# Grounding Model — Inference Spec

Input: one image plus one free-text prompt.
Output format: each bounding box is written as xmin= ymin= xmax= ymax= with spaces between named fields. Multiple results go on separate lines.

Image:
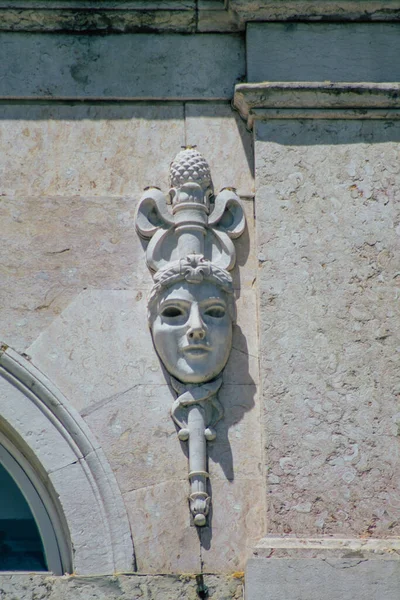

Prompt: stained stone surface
xmin=0 ymin=33 xmax=244 ymax=99
xmin=255 ymin=119 xmax=400 ymax=537
xmin=248 ymin=22 xmax=400 ymax=83
xmin=0 ymin=573 xmax=244 ymax=600
xmin=0 ymin=104 xmax=185 ymax=197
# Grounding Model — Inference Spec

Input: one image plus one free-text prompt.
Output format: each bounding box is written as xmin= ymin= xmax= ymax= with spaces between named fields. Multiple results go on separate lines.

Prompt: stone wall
xmin=0 ymin=574 xmax=244 ymax=600
xmin=0 ymin=76 xmax=262 ymax=580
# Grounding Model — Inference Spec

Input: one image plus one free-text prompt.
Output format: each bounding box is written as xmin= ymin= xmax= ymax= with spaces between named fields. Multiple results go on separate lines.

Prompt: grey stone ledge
xmin=230 ymin=0 xmax=400 ymax=23
xmin=253 ymin=536 xmax=400 ymax=559
xmin=233 ymin=82 xmax=400 ymax=127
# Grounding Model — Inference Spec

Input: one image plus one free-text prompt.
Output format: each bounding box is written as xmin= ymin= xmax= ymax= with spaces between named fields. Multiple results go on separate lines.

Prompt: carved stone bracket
xmin=135 ymin=147 xmax=245 ymax=526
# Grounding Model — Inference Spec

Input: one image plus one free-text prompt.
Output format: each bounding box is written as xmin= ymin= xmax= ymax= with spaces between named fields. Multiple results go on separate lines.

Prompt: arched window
xmin=0 ymin=345 xmax=134 ymax=575
xmin=0 ymin=443 xmax=64 ymax=574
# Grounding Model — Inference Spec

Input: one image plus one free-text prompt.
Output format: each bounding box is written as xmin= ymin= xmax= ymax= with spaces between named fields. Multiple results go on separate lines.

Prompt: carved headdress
xmin=136 ymin=146 xmax=245 ymax=280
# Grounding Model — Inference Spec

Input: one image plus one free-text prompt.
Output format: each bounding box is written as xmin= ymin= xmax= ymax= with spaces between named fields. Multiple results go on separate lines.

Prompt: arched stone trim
xmin=0 ymin=344 xmax=135 ymax=575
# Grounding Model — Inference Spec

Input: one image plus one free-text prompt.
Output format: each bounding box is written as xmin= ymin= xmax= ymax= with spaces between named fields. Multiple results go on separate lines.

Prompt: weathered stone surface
xmin=1 ymin=1 xmax=400 ymax=34
xmin=246 ymin=558 xmax=400 ymax=600
xmin=0 ymin=4 xmax=196 ymax=33
xmin=247 ymin=23 xmax=400 ymax=83
xmin=201 ymin=478 xmax=264 ymax=573
xmin=231 ymin=0 xmax=400 ymax=22
xmin=0 ymin=104 xmax=184 ymax=197
xmin=123 ymin=480 xmax=201 ymax=573
xmin=28 ymin=291 xmax=162 ymax=413
xmin=0 ymin=573 xmax=244 ymax=599
xmin=255 ymin=119 xmax=400 ymax=537
xmin=0 ymin=196 xmax=153 ymax=353
xmin=82 ymin=382 xmax=186 ymax=494
xmin=0 ymin=33 xmax=244 ymax=99
xmin=233 ymin=82 xmax=400 ymax=129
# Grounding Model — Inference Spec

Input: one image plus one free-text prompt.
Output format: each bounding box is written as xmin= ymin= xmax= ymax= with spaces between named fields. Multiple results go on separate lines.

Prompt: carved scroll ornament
xmin=135 ymin=147 xmax=245 ymax=526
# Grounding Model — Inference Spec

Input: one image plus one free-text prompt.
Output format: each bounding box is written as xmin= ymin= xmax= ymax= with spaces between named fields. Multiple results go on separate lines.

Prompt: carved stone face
xmin=150 ymin=281 xmax=233 ymax=384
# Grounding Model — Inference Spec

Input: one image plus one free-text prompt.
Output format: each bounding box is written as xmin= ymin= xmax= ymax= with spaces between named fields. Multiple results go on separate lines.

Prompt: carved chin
xmin=166 ymin=355 xmax=228 ymax=384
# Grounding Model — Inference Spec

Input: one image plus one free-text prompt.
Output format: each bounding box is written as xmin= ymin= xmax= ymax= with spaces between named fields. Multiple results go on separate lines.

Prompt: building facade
xmin=0 ymin=2 xmax=400 ymax=598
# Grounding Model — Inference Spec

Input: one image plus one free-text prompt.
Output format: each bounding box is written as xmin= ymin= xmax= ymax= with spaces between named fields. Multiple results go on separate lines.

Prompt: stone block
xmin=247 ymin=23 xmax=400 ymax=83
xmin=255 ymin=119 xmax=400 ymax=537
xmin=0 ymin=104 xmax=184 ymax=197
xmin=123 ymin=480 xmax=201 ymax=573
xmin=246 ymin=558 xmax=400 ymax=600
xmin=0 ymin=573 xmax=243 ymax=599
xmin=28 ymin=290 xmax=164 ymax=413
xmin=201 ymin=478 xmax=265 ymax=573
xmin=83 ymin=383 xmax=187 ymax=494
xmin=0 ymin=33 xmax=244 ymax=99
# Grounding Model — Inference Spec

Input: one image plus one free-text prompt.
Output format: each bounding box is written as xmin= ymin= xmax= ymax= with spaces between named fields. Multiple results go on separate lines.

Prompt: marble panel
xmin=28 ymin=290 xmax=163 ymax=413
xmin=0 ymin=33 xmax=244 ymax=99
xmin=255 ymin=119 xmax=400 ymax=537
xmin=123 ymin=480 xmax=201 ymax=573
xmin=83 ymin=383 xmax=187 ymax=494
xmin=224 ymin=290 xmax=258 ymax=384
xmin=200 ymin=478 xmax=265 ymax=573
xmin=247 ymin=22 xmax=400 ymax=83
xmin=0 ymin=104 xmax=184 ymax=197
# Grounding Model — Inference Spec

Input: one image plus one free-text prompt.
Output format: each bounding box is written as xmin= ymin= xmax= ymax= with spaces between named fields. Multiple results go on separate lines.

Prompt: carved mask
xmin=150 ymin=281 xmax=233 ymax=384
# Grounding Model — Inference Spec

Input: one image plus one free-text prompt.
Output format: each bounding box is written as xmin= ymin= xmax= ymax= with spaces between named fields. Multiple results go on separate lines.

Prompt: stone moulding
xmin=1 ymin=1 xmax=400 ymax=32
xmin=233 ymin=82 xmax=400 ymax=128
xmin=253 ymin=536 xmax=400 ymax=558
xmin=136 ymin=147 xmax=245 ymax=526
xmin=0 ymin=344 xmax=134 ymax=575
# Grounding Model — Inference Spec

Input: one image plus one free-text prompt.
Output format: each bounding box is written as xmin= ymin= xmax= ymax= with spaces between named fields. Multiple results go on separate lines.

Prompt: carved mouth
xmin=183 ymin=345 xmax=211 ymax=357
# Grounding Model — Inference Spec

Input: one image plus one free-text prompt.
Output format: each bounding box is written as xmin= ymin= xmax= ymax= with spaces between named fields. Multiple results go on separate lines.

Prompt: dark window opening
xmin=0 ymin=463 xmax=47 ymax=571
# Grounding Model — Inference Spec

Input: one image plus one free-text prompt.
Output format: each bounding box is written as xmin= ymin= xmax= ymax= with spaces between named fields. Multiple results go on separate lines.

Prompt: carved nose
xmin=188 ymin=327 xmax=205 ymax=340
xmin=187 ymin=306 xmax=206 ymax=340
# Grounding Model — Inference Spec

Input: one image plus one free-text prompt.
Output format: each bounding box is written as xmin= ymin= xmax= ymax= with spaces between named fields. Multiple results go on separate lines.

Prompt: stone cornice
xmin=0 ymin=1 xmax=399 ymax=32
xmin=233 ymin=82 xmax=400 ymax=128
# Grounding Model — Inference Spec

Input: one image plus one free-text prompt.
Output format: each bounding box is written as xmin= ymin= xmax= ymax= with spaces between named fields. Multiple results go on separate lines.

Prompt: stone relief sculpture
xmin=136 ymin=147 xmax=245 ymax=526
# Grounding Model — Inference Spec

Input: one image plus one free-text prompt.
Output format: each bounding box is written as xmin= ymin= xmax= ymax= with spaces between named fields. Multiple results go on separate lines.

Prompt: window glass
xmin=0 ymin=463 xmax=47 ymax=571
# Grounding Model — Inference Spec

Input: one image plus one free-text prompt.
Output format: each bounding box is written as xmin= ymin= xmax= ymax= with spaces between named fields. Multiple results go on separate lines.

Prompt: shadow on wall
xmin=0 ymin=33 xmax=245 ymax=101
xmin=257 ymin=119 xmax=400 ymax=145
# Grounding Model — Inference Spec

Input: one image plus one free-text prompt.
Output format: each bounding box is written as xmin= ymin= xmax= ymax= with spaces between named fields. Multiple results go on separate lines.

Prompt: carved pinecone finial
xmin=170 ymin=147 xmax=212 ymax=190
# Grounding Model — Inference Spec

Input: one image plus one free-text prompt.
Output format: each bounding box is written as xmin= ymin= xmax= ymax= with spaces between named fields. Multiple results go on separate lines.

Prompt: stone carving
xmin=136 ymin=147 xmax=245 ymax=526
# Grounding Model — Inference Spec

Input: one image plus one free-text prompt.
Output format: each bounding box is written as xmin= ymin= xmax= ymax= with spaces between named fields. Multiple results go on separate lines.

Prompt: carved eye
xmin=205 ymin=306 xmax=225 ymax=318
xmin=161 ymin=306 xmax=183 ymax=318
